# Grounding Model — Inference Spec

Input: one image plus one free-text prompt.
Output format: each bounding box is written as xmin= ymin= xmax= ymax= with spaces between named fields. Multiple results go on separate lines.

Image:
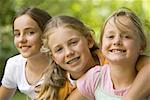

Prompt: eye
xmin=106 ymin=35 xmax=114 ymax=39
xmin=124 ymin=35 xmax=131 ymax=39
xmin=122 ymin=33 xmax=130 ymax=39
xmin=69 ymin=39 xmax=79 ymax=46
xmin=27 ymin=31 xmax=35 ymax=35
xmin=54 ymin=47 xmax=63 ymax=53
xmin=13 ymin=31 xmax=20 ymax=37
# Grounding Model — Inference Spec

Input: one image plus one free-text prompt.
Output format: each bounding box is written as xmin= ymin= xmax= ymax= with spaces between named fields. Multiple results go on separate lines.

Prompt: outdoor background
xmin=0 ymin=0 xmax=150 ymax=99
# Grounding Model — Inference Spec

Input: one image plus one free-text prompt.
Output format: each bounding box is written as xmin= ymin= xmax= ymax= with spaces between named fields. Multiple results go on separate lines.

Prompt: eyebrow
xmin=14 ymin=27 xmax=36 ymax=31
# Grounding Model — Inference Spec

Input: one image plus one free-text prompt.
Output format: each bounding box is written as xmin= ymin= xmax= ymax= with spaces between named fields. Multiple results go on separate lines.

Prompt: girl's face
xmin=102 ymin=16 xmax=142 ymax=63
xmin=48 ymin=27 xmax=95 ymax=79
xmin=14 ymin=15 xmax=42 ymax=58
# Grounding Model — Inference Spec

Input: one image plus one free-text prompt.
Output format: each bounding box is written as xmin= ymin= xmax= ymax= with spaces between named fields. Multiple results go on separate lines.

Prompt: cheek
xmin=101 ymin=41 xmax=109 ymax=49
xmin=101 ymin=43 xmax=109 ymax=55
xmin=32 ymin=37 xmax=42 ymax=47
xmin=78 ymin=42 xmax=89 ymax=53
xmin=53 ymin=54 xmax=64 ymax=64
xmin=124 ymin=41 xmax=137 ymax=48
xmin=14 ymin=38 xmax=19 ymax=47
xmin=101 ymin=46 xmax=106 ymax=55
xmin=101 ymin=38 xmax=109 ymax=46
xmin=34 ymin=35 xmax=42 ymax=43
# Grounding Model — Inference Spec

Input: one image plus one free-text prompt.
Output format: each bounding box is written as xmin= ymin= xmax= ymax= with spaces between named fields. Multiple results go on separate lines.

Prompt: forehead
xmin=105 ymin=15 xmax=137 ymax=32
xmin=14 ymin=14 xmax=39 ymax=30
xmin=48 ymin=27 xmax=82 ymax=47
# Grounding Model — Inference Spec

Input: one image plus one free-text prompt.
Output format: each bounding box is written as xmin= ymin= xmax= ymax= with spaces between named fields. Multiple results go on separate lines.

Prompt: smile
xmin=20 ymin=46 xmax=31 ymax=52
xmin=66 ymin=56 xmax=80 ymax=64
xmin=110 ymin=49 xmax=126 ymax=53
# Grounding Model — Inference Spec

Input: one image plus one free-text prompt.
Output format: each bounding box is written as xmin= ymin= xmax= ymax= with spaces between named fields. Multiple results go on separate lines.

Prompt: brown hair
xmin=12 ymin=7 xmax=52 ymax=32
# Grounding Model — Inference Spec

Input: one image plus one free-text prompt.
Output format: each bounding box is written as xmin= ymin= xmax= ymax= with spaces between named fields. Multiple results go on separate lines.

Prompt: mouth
xmin=20 ymin=45 xmax=31 ymax=48
xmin=19 ymin=45 xmax=31 ymax=51
xmin=109 ymin=49 xmax=126 ymax=53
xmin=66 ymin=56 xmax=80 ymax=64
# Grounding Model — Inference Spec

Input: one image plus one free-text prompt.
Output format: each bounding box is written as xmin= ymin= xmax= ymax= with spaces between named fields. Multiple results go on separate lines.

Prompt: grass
xmin=12 ymin=90 xmax=26 ymax=100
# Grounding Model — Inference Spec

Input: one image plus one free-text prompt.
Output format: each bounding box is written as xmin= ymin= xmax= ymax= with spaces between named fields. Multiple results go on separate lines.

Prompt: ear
xmin=139 ymin=43 xmax=146 ymax=55
xmin=86 ymin=34 xmax=94 ymax=49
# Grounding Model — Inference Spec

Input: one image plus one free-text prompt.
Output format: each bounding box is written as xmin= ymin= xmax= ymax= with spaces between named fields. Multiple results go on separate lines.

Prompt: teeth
xmin=66 ymin=57 xmax=80 ymax=64
xmin=110 ymin=49 xmax=126 ymax=53
xmin=21 ymin=46 xmax=28 ymax=49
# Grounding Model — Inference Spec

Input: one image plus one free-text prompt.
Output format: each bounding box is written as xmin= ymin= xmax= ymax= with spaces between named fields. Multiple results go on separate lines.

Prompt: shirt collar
xmin=67 ymin=72 xmax=77 ymax=88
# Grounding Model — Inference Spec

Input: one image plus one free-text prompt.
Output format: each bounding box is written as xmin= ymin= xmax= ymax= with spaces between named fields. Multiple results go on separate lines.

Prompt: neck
xmin=27 ymin=53 xmax=49 ymax=72
xmin=109 ymin=61 xmax=137 ymax=89
xmin=25 ymin=53 xmax=49 ymax=85
xmin=70 ymin=56 xmax=96 ymax=80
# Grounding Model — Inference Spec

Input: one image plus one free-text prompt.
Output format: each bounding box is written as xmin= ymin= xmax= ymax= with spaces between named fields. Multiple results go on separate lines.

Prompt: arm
xmin=0 ymin=85 xmax=16 ymax=100
xmin=67 ymin=89 xmax=87 ymax=100
xmin=122 ymin=55 xmax=150 ymax=100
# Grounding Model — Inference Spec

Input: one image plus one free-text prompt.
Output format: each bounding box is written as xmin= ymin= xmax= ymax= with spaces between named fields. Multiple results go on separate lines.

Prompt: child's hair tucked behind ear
xmin=36 ymin=16 xmax=100 ymax=100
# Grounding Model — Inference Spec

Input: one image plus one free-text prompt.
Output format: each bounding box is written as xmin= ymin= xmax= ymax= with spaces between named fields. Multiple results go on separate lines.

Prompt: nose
xmin=18 ymin=34 xmax=27 ymax=43
xmin=65 ymin=46 xmax=74 ymax=58
xmin=113 ymin=36 xmax=122 ymax=46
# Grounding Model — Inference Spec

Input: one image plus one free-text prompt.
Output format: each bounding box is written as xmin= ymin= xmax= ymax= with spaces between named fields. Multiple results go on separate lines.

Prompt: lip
xmin=66 ymin=56 xmax=80 ymax=65
xmin=19 ymin=45 xmax=31 ymax=52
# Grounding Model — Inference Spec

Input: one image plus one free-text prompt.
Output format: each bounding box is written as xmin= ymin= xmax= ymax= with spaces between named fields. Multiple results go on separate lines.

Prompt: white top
xmin=2 ymin=54 xmax=43 ymax=99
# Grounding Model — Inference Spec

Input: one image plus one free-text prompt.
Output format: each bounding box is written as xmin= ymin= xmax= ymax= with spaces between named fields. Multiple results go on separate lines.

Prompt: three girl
xmin=1 ymin=7 xmax=149 ymax=100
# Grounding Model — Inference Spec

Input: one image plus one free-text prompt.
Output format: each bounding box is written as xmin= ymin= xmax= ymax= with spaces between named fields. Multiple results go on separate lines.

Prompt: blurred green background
xmin=0 ymin=0 xmax=150 ymax=99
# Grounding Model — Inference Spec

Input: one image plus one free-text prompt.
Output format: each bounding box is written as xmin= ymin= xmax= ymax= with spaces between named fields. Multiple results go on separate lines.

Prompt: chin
xmin=110 ymin=58 xmax=125 ymax=62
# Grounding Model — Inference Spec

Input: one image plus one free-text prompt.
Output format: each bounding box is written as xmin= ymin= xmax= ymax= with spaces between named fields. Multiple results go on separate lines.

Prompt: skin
xmin=0 ymin=14 xmax=49 ymax=100
xmin=122 ymin=55 xmax=150 ymax=100
xmin=48 ymin=26 xmax=96 ymax=79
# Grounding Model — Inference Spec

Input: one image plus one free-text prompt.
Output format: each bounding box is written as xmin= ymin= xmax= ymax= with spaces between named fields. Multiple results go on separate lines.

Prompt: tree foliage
xmin=0 ymin=0 xmax=150 ymax=80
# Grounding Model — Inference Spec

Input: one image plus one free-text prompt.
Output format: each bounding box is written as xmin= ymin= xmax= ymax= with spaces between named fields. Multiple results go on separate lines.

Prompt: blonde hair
xmin=36 ymin=15 xmax=99 ymax=99
xmin=100 ymin=7 xmax=146 ymax=50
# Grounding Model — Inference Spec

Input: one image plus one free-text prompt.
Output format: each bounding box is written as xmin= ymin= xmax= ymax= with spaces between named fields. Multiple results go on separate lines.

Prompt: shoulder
xmin=2 ymin=55 xmax=26 ymax=89
xmin=4 ymin=54 xmax=27 ymax=71
xmin=82 ymin=65 xmax=101 ymax=79
xmin=88 ymin=65 xmax=101 ymax=74
xmin=79 ymin=65 xmax=101 ymax=78
xmin=76 ymin=65 xmax=102 ymax=99
xmin=7 ymin=54 xmax=26 ymax=62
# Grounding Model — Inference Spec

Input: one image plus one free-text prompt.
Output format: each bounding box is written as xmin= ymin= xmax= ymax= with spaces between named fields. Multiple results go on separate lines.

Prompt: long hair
xmin=37 ymin=15 xmax=100 ymax=99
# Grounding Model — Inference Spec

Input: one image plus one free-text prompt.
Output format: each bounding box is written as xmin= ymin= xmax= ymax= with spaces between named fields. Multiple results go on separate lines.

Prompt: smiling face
xmin=48 ymin=26 xmax=95 ymax=79
xmin=13 ymin=14 xmax=42 ymax=58
xmin=101 ymin=16 xmax=143 ymax=63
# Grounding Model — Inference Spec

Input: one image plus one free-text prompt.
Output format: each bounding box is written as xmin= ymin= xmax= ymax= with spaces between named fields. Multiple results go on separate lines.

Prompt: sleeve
xmin=1 ymin=57 xmax=17 ymax=89
xmin=77 ymin=66 xmax=101 ymax=100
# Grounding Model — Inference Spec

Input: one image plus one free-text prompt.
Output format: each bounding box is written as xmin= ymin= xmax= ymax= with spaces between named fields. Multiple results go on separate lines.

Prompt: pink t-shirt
xmin=77 ymin=64 xmax=132 ymax=100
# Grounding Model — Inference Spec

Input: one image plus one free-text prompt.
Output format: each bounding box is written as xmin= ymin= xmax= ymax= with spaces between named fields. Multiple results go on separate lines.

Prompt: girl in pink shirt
xmin=70 ymin=7 xmax=150 ymax=100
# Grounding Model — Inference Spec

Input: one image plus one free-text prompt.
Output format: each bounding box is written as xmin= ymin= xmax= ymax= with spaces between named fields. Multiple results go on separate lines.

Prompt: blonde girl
xmin=36 ymin=15 xmax=104 ymax=100
xmin=68 ymin=7 xmax=150 ymax=100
